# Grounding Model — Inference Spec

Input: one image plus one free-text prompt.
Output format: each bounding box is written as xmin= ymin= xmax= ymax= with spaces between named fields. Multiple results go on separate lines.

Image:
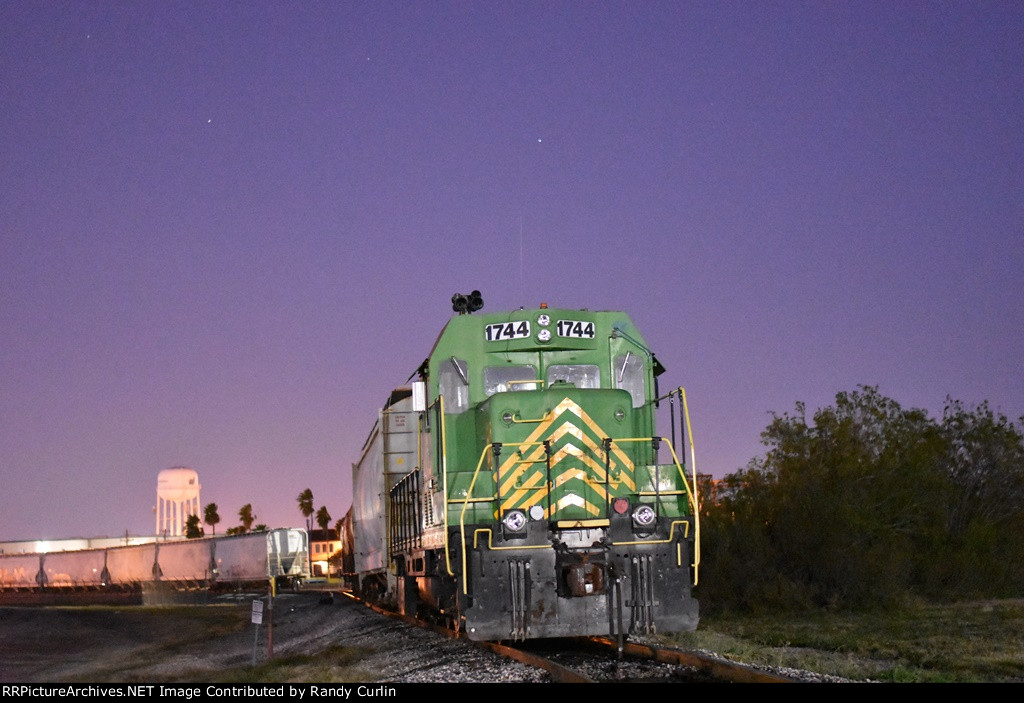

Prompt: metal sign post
xmin=251 ymin=598 xmax=264 ymax=666
xmin=267 ymin=579 xmax=275 ymax=659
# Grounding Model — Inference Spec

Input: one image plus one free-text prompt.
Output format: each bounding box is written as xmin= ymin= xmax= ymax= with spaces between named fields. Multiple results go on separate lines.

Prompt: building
xmin=308 ymin=528 xmax=341 ymax=577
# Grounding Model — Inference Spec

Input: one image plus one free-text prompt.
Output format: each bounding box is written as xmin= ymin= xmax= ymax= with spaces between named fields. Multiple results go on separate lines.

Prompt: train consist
xmin=0 ymin=528 xmax=309 ymax=592
xmin=340 ymin=295 xmax=701 ymax=641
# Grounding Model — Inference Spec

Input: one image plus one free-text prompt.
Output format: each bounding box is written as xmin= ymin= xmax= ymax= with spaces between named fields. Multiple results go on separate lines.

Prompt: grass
xmin=660 ymin=599 xmax=1024 ymax=682
xmin=176 ymin=645 xmax=380 ymax=683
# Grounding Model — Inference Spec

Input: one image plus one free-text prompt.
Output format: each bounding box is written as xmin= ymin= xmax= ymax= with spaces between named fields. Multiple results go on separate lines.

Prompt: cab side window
xmin=439 ymin=357 xmax=470 ymax=413
xmin=614 ymin=353 xmax=646 ymax=408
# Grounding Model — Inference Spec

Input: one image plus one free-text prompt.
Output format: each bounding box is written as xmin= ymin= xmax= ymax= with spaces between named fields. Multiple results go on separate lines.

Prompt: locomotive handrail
xmin=448 ymin=496 xmax=500 ymax=505
xmin=471 ymin=529 xmax=551 ymax=551
xmin=458 ymin=443 xmax=503 ymax=592
xmin=610 ymin=519 xmax=691 ymax=545
xmin=509 ymin=410 xmax=554 ymax=424
xmin=388 ymin=469 xmax=424 ymax=555
xmin=506 ymin=378 xmax=544 ymax=390
xmin=471 ymin=528 xmax=551 ymax=551
xmin=656 ymin=436 xmax=700 ymax=583
xmin=605 ymin=392 xmax=703 ymax=586
xmin=603 ymin=436 xmax=698 ymax=509
xmin=680 ymin=387 xmax=701 ymax=586
xmin=455 ymin=440 xmax=557 ymax=592
xmin=591 ymin=434 xmax=702 ymax=585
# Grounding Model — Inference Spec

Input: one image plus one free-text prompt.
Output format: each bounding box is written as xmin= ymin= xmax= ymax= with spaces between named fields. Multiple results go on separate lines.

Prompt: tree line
xmin=296 ymin=487 xmax=340 ymax=536
xmin=698 ymin=385 xmax=1024 ymax=612
xmin=183 ymin=489 xmax=342 ymax=539
xmin=184 ymin=502 xmax=264 ymax=538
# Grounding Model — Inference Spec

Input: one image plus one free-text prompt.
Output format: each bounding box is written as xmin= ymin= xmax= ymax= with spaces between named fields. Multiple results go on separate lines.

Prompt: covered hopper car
xmin=0 ymin=528 xmax=309 ymax=592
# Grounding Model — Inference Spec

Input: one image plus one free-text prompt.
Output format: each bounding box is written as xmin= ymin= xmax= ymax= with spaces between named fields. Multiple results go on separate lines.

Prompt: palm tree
xmin=184 ymin=514 xmax=204 ymax=538
xmin=315 ymin=506 xmax=332 ymax=533
xmin=297 ymin=488 xmax=315 ymax=570
xmin=203 ymin=503 xmax=220 ymax=535
xmin=238 ymin=504 xmax=256 ymax=533
xmin=297 ymin=489 xmax=314 ymax=530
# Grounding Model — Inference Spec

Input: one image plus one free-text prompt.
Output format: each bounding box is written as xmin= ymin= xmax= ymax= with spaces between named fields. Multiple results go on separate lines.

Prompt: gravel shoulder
xmin=0 ymin=591 xmax=548 ymax=683
xmin=2 ymin=591 xmax=888 ymax=684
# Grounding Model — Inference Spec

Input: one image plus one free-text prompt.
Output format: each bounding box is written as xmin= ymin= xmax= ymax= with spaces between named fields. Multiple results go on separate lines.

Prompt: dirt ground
xmin=0 ymin=590 xmax=360 ymax=682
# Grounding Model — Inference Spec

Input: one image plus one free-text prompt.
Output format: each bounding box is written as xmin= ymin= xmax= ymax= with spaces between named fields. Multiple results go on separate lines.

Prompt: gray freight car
xmin=0 ymin=528 xmax=309 ymax=591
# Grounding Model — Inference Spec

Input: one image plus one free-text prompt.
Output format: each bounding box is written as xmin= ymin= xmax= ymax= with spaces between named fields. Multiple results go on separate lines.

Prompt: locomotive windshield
xmin=546 ymin=364 xmax=600 ymax=389
xmin=483 ymin=365 xmax=538 ymax=395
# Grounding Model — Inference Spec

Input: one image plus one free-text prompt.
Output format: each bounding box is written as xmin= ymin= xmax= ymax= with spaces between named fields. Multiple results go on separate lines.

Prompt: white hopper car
xmin=0 ymin=528 xmax=309 ymax=590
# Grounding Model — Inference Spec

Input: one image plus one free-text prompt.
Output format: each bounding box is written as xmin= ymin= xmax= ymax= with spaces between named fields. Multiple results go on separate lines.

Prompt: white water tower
xmin=155 ymin=467 xmax=201 ymax=537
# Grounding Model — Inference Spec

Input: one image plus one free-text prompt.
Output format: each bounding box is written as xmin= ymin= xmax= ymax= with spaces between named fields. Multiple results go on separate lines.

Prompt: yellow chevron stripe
xmin=554 ymin=492 xmax=602 ymax=515
xmin=496 ymin=397 xmax=638 ymax=516
xmin=545 ymin=421 xmax=637 ymax=492
xmin=549 ymin=444 xmax=612 ymax=493
xmin=501 ymin=468 xmax=548 ymax=509
xmin=497 ymin=440 xmax=551 ymax=496
xmin=548 ymin=433 xmax=637 ymax=492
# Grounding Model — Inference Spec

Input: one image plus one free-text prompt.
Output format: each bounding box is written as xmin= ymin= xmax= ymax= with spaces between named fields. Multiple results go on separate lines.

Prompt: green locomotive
xmin=345 ymin=294 xmax=700 ymax=641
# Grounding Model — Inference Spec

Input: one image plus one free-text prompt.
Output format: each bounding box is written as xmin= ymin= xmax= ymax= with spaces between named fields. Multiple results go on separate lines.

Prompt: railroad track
xmin=347 ymin=590 xmax=800 ymax=683
xmin=479 ymin=636 xmax=801 ymax=683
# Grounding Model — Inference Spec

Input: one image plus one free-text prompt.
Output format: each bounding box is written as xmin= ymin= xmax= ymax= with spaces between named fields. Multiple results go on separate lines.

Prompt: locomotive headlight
xmin=632 ymin=504 xmax=657 ymax=529
xmin=537 ymin=329 xmax=552 ymax=342
xmin=537 ymin=314 xmax=550 ymax=326
xmin=502 ymin=509 xmax=528 ymax=534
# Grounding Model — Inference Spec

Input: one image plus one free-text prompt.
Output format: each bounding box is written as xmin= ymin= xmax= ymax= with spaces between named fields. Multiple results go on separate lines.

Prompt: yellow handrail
xmin=602 ymin=436 xmax=699 ymax=514
xmin=471 ymin=529 xmax=552 ymax=552
xmin=458 ymin=444 xmax=501 ymax=593
xmin=610 ymin=519 xmax=691 ymax=546
xmin=596 ymin=435 xmax=700 ymax=578
xmin=510 ymin=410 xmax=554 ymax=424
xmin=506 ymin=378 xmax=544 ymax=390
xmin=680 ymin=387 xmax=701 ymax=586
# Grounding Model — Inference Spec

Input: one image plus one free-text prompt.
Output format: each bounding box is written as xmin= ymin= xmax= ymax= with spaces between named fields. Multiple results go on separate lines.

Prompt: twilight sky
xmin=2 ymin=2 xmax=1022 ymax=541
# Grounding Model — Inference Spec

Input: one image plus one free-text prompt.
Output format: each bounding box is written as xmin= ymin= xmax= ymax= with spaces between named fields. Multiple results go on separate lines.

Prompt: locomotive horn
xmin=452 ymin=291 xmax=483 ymax=314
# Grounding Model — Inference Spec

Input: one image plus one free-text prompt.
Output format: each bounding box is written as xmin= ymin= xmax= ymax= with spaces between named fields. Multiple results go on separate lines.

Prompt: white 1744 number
xmin=485 ymin=320 xmax=531 ymax=341
xmin=557 ymin=319 xmax=595 ymax=339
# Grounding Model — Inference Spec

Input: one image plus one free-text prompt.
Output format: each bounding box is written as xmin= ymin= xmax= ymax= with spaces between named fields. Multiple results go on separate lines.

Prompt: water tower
xmin=155 ymin=467 xmax=201 ymax=537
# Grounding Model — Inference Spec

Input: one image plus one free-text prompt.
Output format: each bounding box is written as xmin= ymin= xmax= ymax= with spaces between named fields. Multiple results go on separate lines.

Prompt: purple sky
xmin=2 ymin=2 xmax=1022 ymax=541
